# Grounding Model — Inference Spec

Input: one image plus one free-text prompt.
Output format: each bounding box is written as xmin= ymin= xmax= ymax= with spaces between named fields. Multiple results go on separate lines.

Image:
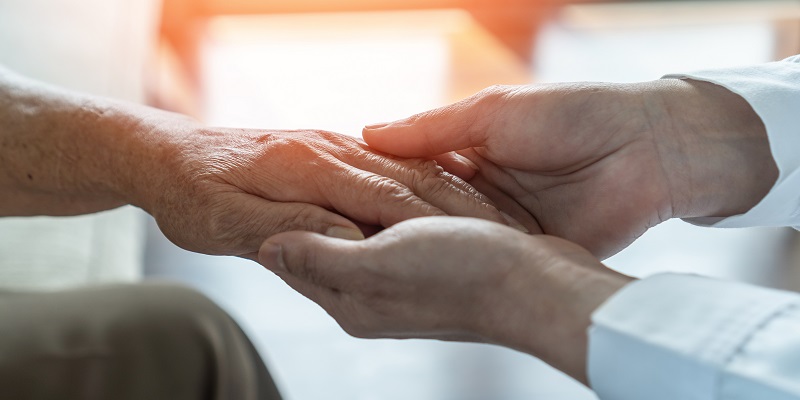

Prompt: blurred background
xmin=2 ymin=0 xmax=800 ymax=399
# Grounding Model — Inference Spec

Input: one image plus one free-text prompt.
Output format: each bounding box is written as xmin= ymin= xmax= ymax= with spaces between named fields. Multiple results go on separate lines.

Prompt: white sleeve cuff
xmin=663 ymin=56 xmax=800 ymax=229
xmin=588 ymin=273 xmax=799 ymax=400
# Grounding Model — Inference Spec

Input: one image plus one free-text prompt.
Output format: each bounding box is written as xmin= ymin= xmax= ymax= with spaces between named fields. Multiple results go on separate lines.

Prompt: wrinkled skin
xmin=138 ymin=125 xmax=510 ymax=258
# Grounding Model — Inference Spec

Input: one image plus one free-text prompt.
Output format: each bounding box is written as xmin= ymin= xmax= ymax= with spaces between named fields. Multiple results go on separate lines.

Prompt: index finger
xmin=361 ymin=89 xmax=498 ymax=157
xmin=335 ymin=153 xmax=510 ymax=228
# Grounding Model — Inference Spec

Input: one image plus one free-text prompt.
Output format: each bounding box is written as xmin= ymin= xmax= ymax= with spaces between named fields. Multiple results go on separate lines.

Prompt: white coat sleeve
xmin=588 ymin=57 xmax=800 ymax=400
xmin=588 ymin=273 xmax=800 ymax=400
xmin=664 ymin=56 xmax=800 ymax=229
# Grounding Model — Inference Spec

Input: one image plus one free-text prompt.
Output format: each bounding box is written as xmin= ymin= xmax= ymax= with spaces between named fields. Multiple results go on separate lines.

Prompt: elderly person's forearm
xmin=0 ymin=66 xmax=157 ymax=215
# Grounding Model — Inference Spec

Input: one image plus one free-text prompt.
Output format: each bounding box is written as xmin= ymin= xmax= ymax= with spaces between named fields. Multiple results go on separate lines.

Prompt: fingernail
xmin=325 ymin=226 xmax=366 ymax=240
xmin=259 ymin=242 xmax=287 ymax=272
xmin=500 ymin=211 xmax=530 ymax=234
xmin=364 ymin=122 xmax=390 ymax=130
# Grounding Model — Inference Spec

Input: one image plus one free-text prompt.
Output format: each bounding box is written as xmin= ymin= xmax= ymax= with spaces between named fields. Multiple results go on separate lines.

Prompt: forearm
xmin=0 ymin=67 xmax=185 ymax=216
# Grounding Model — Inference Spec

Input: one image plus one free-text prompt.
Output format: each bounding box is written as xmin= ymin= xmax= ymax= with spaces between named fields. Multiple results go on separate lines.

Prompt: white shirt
xmin=588 ymin=56 xmax=800 ymax=400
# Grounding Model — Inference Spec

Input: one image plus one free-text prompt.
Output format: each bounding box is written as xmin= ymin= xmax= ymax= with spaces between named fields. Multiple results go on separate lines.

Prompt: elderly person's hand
xmin=258 ymin=217 xmax=632 ymax=383
xmin=125 ymin=114 xmax=513 ymax=258
xmin=363 ymin=79 xmax=776 ymax=258
xmin=0 ymin=68 xmax=511 ymax=258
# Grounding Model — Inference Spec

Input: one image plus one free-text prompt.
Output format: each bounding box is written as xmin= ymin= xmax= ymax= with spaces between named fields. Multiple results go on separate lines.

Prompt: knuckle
xmin=475 ymin=84 xmax=520 ymax=111
xmin=267 ymin=134 xmax=321 ymax=163
xmin=276 ymin=206 xmax=320 ymax=233
xmin=306 ymin=129 xmax=362 ymax=158
xmin=477 ymin=84 xmax=513 ymax=101
xmin=366 ymin=175 xmax=414 ymax=205
xmin=467 ymin=85 xmax=519 ymax=136
xmin=402 ymin=158 xmax=438 ymax=174
xmin=340 ymin=147 xmax=378 ymax=168
xmin=412 ymin=160 xmax=451 ymax=198
xmin=309 ymin=129 xmax=346 ymax=144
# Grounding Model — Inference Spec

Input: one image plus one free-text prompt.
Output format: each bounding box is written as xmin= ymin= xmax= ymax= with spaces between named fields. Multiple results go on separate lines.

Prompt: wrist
xmin=645 ymin=78 xmax=777 ymax=219
xmin=473 ymin=235 xmax=631 ymax=384
xmin=0 ymin=68 xmax=201 ymax=216
xmin=97 ymin=101 xmax=202 ymax=215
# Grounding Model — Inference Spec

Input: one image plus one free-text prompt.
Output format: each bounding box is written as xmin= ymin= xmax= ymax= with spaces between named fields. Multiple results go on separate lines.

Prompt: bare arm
xmin=0 ymin=66 xmax=160 ymax=215
xmin=0 ymin=66 xmax=510 ymax=257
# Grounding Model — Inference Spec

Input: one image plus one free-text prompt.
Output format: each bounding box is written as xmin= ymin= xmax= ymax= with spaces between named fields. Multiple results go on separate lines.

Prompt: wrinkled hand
xmin=363 ymin=80 xmax=774 ymax=258
xmin=125 ymin=118 xmax=510 ymax=258
xmin=2 ymin=66 xmax=517 ymax=260
xmin=258 ymin=217 xmax=630 ymax=382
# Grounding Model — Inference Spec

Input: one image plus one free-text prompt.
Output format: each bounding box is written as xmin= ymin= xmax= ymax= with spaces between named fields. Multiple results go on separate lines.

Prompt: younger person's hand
xmin=259 ymin=216 xmax=631 ymax=383
xmin=363 ymin=80 xmax=776 ymax=258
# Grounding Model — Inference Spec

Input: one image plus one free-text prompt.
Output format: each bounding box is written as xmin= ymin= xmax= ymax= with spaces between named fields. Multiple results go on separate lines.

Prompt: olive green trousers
xmin=0 ymin=283 xmax=282 ymax=400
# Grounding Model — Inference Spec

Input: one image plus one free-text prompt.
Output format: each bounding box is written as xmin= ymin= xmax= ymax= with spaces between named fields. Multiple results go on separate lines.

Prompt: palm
xmin=468 ymin=85 xmax=673 ymax=258
xmin=365 ymin=84 xmax=674 ymax=259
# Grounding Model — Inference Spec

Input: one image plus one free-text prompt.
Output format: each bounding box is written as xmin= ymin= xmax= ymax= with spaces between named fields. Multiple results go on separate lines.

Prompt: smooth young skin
xmin=364 ymin=79 xmax=777 ymax=258
xmin=0 ymin=67 xmax=509 ymax=258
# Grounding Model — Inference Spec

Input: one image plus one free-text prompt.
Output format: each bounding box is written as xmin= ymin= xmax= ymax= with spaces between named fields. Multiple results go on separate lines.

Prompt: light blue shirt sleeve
xmin=588 ymin=274 xmax=800 ymax=400
xmin=664 ymin=56 xmax=800 ymax=229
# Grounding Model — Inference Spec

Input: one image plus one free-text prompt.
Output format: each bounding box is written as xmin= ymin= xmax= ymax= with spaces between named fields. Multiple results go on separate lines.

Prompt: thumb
xmin=259 ymin=231 xmax=362 ymax=290
xmin=363 ymin=87 xmax=507 ymax=157
xmin=223 ymin=196 xmax=365 ymax=255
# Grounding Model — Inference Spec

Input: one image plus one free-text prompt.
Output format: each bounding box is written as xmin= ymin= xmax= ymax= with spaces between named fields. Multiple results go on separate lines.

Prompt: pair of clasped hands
xmin=188 ymin=79 xmax=769 ymax=382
